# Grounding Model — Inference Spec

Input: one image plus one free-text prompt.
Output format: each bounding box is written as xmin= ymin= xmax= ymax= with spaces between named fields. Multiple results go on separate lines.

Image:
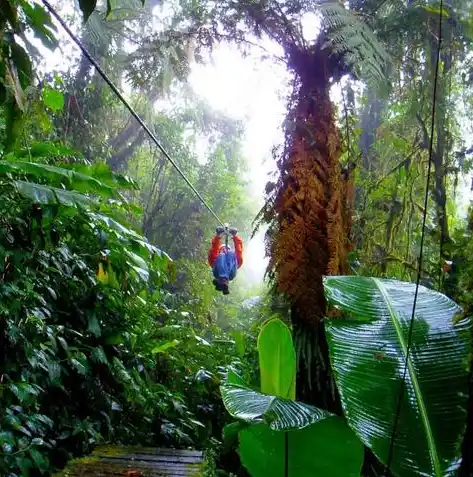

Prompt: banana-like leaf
xmin=0 ymin=161 xmax=115 ymax=197
xmin=323 ymin=276 xmax=472 ymax=477
xmin=88 ymin=213 xmax=165 ymax=260
xmin=226 ymin=369 xmax=247 ymax=386
xmin=88 ymin=213 xmax=143 ymax=240
xmin=258 ymin=318 xmax=296 ymax=399
xmin=220 ymin=383 xmax=332 ymax=431
xmin=14 ymin=180 xmax=94 ymax=207
xmin=151 ymin=340 xmax=180 ymax=355
xmin=239 ymin=419 xmax=364 ymax=477
xmin=69 ymin=162 xmax=139 ymax=190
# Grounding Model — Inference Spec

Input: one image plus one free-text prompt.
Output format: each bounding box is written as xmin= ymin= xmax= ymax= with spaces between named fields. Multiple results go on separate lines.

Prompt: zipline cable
xmin=385 ymin=1 xmax=443 ymax=475
xmin=41 ymin=0 xmax=226 ymax=228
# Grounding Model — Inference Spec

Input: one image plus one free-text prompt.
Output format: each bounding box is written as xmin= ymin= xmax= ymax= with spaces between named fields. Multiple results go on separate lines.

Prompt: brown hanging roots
xmin=262 ymin=46 xmax=354 ymax=326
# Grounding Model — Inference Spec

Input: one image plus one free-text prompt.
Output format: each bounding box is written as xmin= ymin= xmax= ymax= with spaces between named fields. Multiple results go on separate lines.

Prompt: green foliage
xmin=128 ymin=105 xmax=253 ymax=261
xmin=221 ymin=382 xmax=332 ymax=431
xmin=0 ymin=132 xmax=253 ymax=475
xmin=324 ymin=276 xmax=472 ymax=477
xmin=0 ymin=148 xmax=169 ymax=474
xmin=0 ymin=0 xmax=58 ymax=151
xmin=0 ymin=160 xmax=114 ymax=196
xmin=316 ymin=1 xmax=391 ymax=86
xmin=77 ymin=0 xmax=146 ymax=22
xmin=258 ymin=318 xmax=296 ymax=399
xmin=5 ymin=1 xmax=473 ymax=477
xmin=19 ymin=1 xmax=58 ymax=49
xmin=41 ymin=86 xmax=65 ymax=112
xmin=238 ymin=419 xmax=363 ymax=477
xmin=220 ymin=318 xmax=364 ymax=477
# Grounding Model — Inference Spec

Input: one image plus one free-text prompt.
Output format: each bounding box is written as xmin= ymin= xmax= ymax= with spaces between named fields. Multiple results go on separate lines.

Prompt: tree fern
xmin=314 ymin=1 xmax=391 ymax=86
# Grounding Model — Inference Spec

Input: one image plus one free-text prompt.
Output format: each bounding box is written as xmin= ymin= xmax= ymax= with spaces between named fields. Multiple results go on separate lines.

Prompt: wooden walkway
xmin=54 ymin=446 xmax=204 ymax=476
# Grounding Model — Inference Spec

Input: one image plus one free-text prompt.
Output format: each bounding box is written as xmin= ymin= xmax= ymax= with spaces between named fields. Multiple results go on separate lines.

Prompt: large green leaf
xmin=10 ymin=42 xmax=33 ymax=90
xmin=41 ymin=86 xmax=64 ymax=111
xmin=14 ymin=180 xmax=94 ymax=207
xmin=222 ymin=421 xmax=249 ymax=453
xmin=18 ymin=0 xmax=59 ymax=50
xmin=0 ymin=161 xmax=115 ymax=197
xmin=220 ymin=383 xmax=332 ymax=431
xmin=151 ymin=340 xmax=180 ymax=355
xmin=238 ymin=418 xmax=364 ymax=477
xmin=12 ymin=141 xmax=76 ymax=159
xmin=88 ymin=213 xmax=143 ymax=240
xmin=71 ymin=163 xmax=139 ymax=190
xmin=258 ymin=318 xmax=296 ymax=399
xmin=323 ymin=276 xmax=472 ymax=477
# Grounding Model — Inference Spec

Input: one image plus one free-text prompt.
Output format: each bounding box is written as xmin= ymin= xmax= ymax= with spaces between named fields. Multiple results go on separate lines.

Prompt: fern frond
xmin=315 ymin=1 xmax=391 ymax=86
xmin=84 ymin=12 xmax=112 ymax=50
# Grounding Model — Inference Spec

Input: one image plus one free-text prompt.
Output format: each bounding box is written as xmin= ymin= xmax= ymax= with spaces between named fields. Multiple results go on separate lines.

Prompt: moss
xmin=53 ymin=460 xmax=150 ymax=476
xmin=91 ymin=444 xmax=128 ymax=457
xmin=52 ymin=455 xmax=100 ymax=477
xmin=52 ymin=446 xmax=204 ymax=476
xmin=188 ymin=462 xmax=205 ymax=477
xmin=52 ymin=446 xmax=128 ymax=476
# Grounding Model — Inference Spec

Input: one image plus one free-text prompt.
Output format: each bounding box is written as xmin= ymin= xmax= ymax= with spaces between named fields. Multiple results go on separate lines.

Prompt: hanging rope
xmin=385 ymin=1 xmax=444 ymax=474
xmin=41 ymin=0 xmax=226 ymax=228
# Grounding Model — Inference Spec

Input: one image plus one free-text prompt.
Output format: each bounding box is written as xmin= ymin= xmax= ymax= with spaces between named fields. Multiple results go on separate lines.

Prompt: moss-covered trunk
xmin=264 ymin=45 xmax=353 ymax=412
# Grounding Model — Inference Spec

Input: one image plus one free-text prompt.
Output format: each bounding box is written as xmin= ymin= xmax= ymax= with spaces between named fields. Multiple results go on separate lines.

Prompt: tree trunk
xmin=423 ymin=11 xmax=453 ymax=272
xmin=264 ymin=44 xmax=353 ymax=412
xmin=431 ymin=49 xmax=451 ymax=266
xmin=360 ymin=89 xmax=384 ymax=173
xmin=355 ymin=90 xmax=385 ymax=249
xmin=108 ymin=128 xmax=147 ymax=171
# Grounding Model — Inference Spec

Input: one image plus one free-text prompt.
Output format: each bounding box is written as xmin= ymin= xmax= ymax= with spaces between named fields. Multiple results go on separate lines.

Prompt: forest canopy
xmin=0 ymin=1 xmax=472 ymax=477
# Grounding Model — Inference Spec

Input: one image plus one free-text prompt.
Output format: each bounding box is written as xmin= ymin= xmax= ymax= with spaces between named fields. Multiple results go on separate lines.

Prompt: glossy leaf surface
xmin=258 ymin=318 xmax=296 ymax=399
xmin=14 ymin=180 xmax=94 ymax=207
xmin=324 ymin=276 xmax=472 ymax=477
xmin=0 ymin=161 xmax=115 ymax=197
xmin=239 ymin=418 xmax=364 ymax=477
xmin=220 ymin=383 xmax=331 ymax=431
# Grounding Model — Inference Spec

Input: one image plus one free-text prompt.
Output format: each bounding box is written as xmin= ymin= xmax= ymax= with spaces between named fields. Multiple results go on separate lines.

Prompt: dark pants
xmin=213 ymin=251 xmax=237 ymax=281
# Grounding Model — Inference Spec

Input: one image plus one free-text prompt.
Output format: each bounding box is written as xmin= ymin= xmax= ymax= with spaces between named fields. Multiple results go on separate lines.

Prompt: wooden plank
xmin=98 ymin=454 xmax=202 ymax=464
xmin=96 ymin=447 xmax=203 ymax=458
xmin=58 ymin=466 xmax=197 ymax=477
xmin=100 ymin=458 xmax=200 ymax=468
xmin=54 ymin=446 xmax=204 ymax=476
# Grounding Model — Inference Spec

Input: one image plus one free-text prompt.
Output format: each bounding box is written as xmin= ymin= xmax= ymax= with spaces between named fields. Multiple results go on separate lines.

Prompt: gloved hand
xmin=216 ymin=226 xmax=225 ymax=236
xmin=229 ymin=227 xmax=238 ymax=236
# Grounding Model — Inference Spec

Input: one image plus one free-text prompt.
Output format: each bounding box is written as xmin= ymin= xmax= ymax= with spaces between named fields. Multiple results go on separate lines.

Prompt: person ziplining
xmin=40 ymin=1 xmax=245 ymax=295
xmin=208 ymin=226 xmax=243 ymax=295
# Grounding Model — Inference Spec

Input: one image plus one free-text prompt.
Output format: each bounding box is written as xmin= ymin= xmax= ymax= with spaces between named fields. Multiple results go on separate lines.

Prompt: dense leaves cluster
xmin=0 ymin=1 xmax=262 ymax=474
xmin=2 ymin=0 xmax=473 ymax=476
xmin=0 ymin=150 xmax=255 ymax=475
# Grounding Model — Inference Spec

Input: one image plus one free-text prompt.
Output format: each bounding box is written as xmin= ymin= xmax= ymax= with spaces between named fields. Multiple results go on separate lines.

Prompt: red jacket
xmin=208 ymin=234 xmax=243 ymax=268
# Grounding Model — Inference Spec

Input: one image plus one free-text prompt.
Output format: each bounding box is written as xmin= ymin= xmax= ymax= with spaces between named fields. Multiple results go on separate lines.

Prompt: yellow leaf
xmin=97 ymin=263 xmax=108 ymax=284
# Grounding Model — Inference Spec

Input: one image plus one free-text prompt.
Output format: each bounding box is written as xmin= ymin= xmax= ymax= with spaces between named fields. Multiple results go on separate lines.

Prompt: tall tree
xmin=141 ymin=0 xmax=389 ymax=410
xmin=228 ymin=1 xmax=390 ymax=410
xmin=352 ymin=0 xmax=473 ymax=284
